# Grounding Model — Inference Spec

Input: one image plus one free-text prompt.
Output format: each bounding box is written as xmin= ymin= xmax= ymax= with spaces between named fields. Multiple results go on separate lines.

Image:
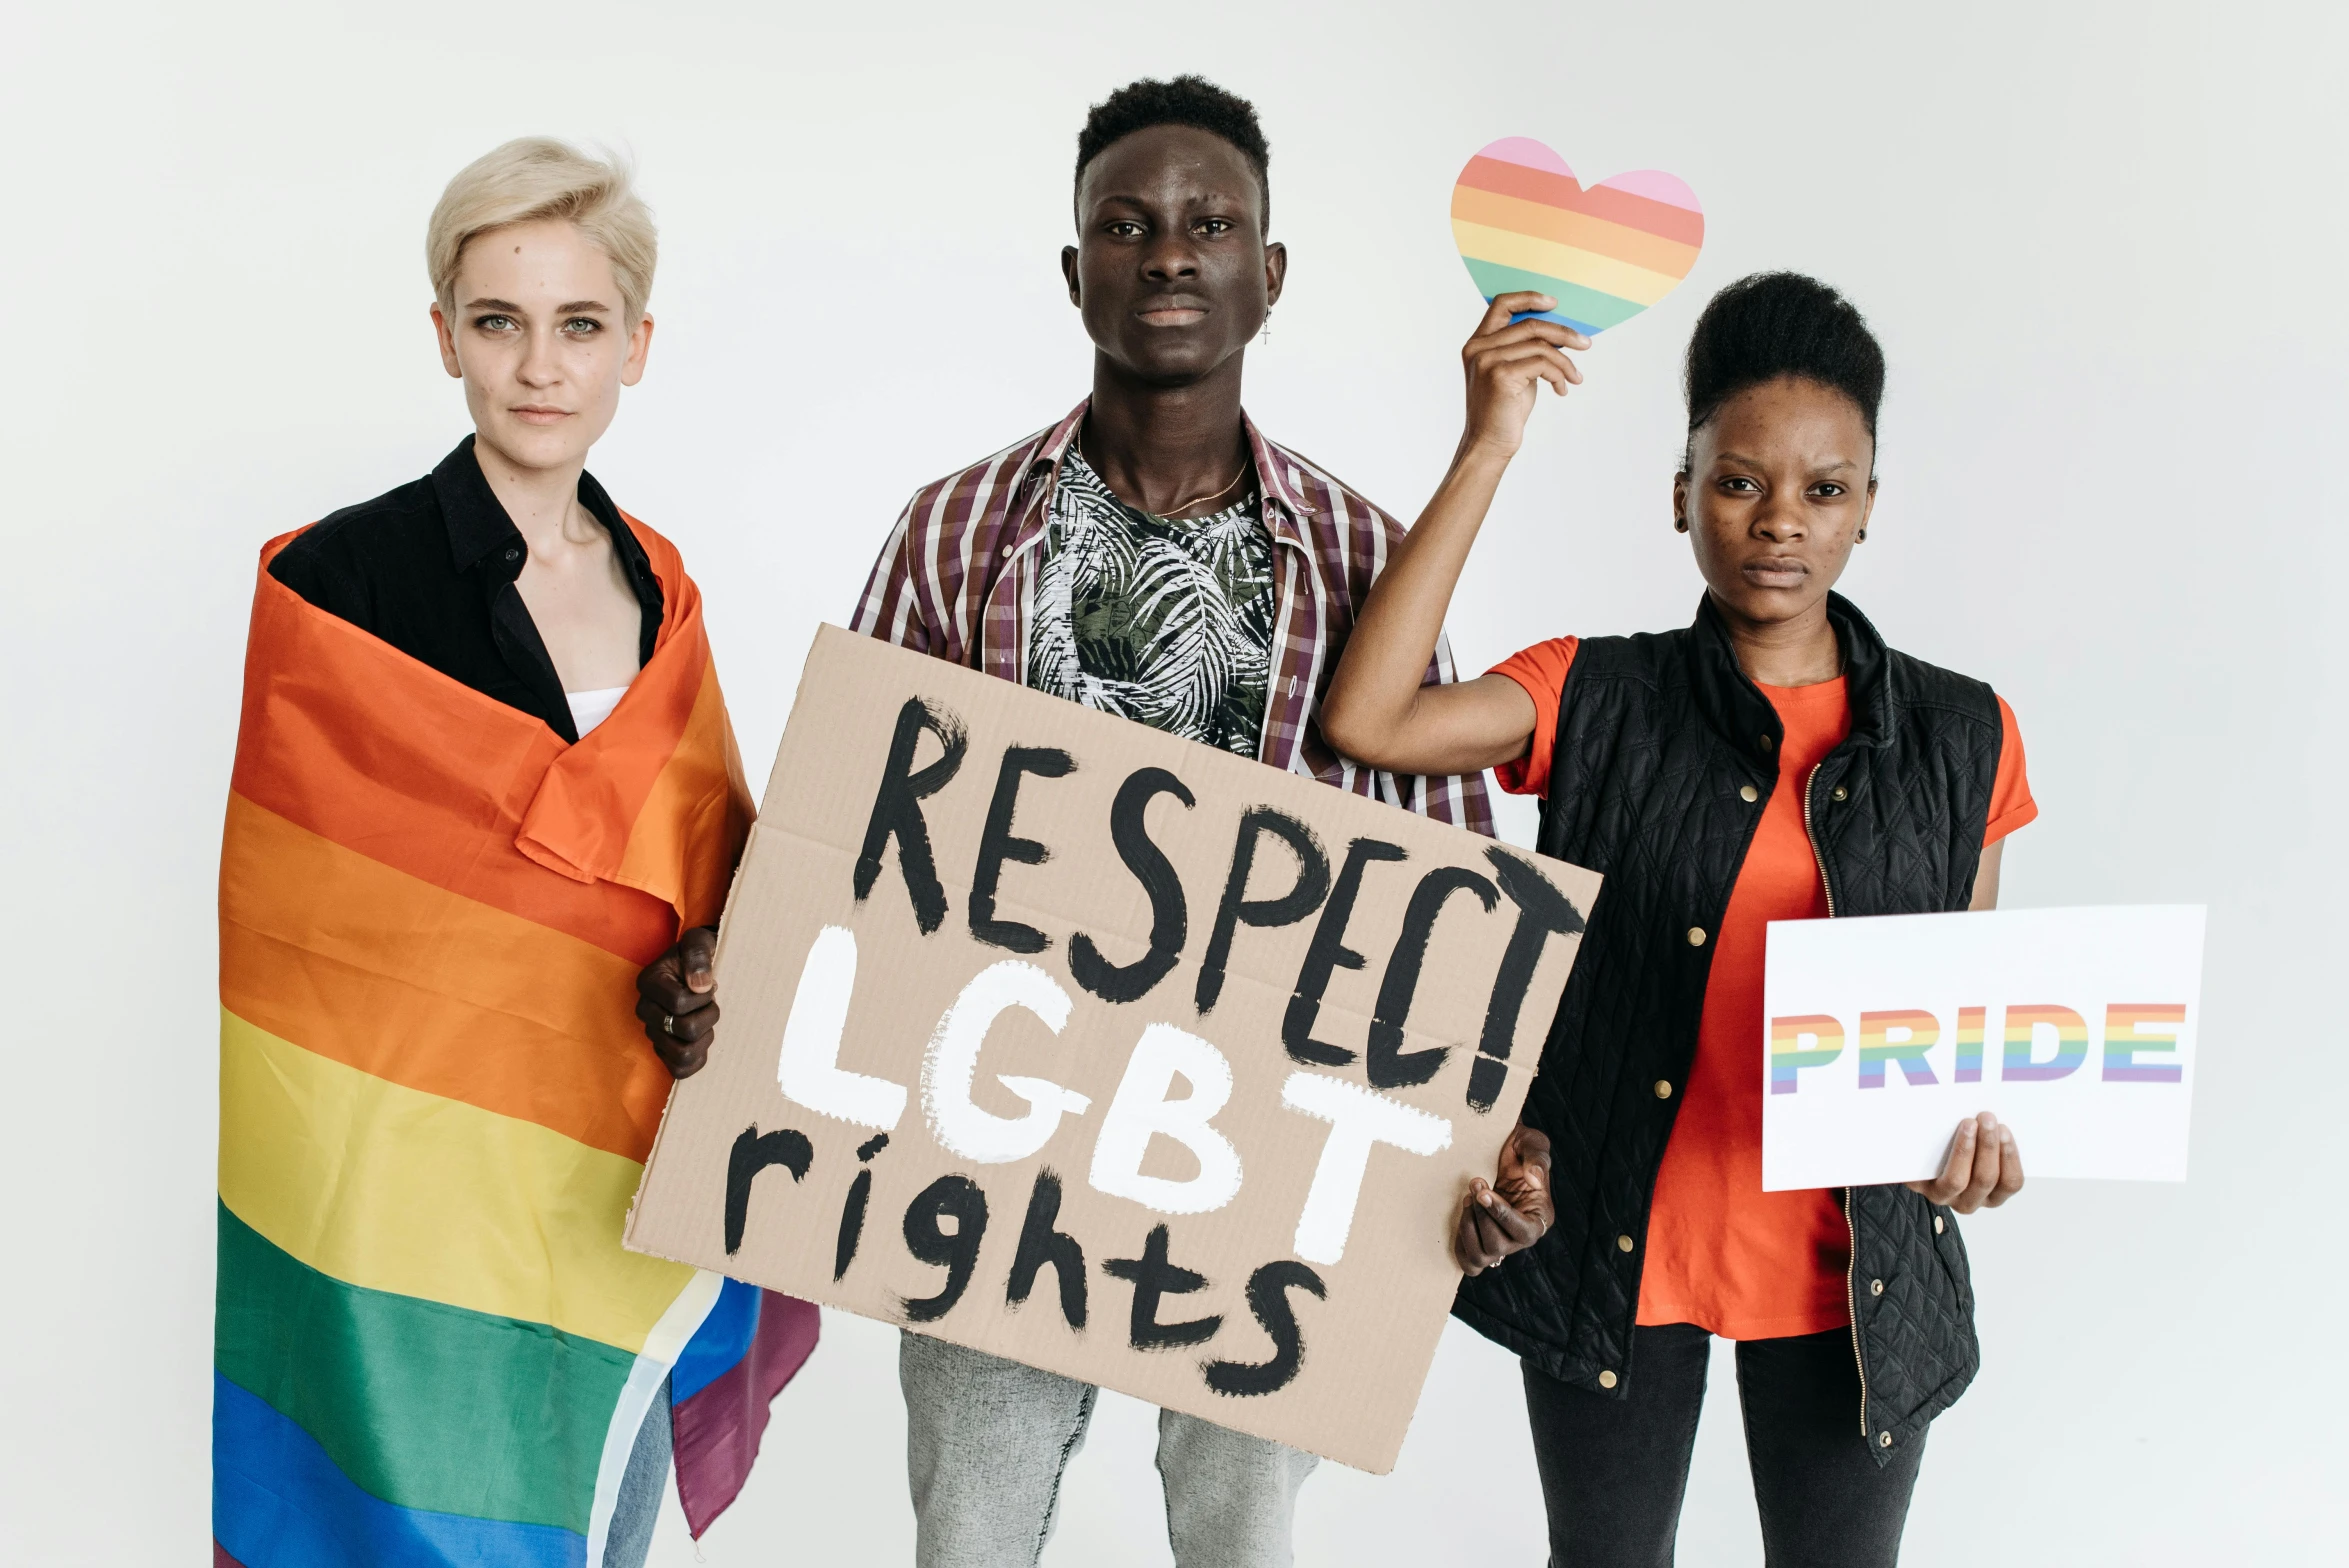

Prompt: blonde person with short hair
xmin=271 ymin=136 xmax=661 ymax=734
xmin=212 ymin=139 xmax=813 ymax=1568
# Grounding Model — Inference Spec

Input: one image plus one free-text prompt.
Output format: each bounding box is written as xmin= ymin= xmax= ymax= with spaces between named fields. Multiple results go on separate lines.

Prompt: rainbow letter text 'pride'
xmin=1769 ymin=1004 xmax=2188 ymax=1092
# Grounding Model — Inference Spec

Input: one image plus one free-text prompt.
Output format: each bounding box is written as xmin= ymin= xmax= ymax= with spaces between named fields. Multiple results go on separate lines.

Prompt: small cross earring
xmin=1258 ymin=308 xmax=1273 ymax=343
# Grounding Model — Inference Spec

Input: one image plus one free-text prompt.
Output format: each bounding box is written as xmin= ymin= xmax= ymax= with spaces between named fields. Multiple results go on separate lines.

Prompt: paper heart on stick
xmin=1452 ymin=137 xmax=1703 ymax=334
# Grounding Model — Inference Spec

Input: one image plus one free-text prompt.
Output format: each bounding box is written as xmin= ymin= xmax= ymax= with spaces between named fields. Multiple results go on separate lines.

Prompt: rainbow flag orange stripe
xmin=214 ymin=523 xmax=813 ymax=1567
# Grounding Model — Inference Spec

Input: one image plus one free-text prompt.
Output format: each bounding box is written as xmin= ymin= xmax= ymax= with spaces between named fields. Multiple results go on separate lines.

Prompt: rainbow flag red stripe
xmin=214 ymin=521 xmax=814 ymax=1566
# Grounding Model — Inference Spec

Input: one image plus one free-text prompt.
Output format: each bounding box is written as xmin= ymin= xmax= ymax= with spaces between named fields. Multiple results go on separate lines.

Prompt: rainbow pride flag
xmin=1451 ymin=136 xmax=1703 ymax=335
xmin=215 ymin=519 xmax=816 ymax=1567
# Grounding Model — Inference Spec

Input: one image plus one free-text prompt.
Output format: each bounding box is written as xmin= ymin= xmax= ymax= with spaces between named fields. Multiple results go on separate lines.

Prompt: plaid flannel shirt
xmin=850 ymin=399 xmax=1493 ymax=834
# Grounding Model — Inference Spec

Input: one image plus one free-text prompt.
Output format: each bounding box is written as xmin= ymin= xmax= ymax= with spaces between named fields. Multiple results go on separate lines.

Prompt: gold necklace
xmin=1077 ymin=433 xmax=1251 ymax=517
xmin=1165 ymin=463 xmax=1252 ymax=515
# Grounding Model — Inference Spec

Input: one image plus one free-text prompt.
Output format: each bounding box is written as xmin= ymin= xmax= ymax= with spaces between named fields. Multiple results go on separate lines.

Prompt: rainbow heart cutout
xmin=1452 ymin=137 xmax=1703 ymax=334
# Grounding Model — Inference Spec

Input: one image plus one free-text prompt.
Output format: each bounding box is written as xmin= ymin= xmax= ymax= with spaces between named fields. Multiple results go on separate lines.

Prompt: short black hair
xmin=1682 ymin=272 xmax=1885 ymax=469
xmin=1075 ymin=75 xmax=1271 ymax=228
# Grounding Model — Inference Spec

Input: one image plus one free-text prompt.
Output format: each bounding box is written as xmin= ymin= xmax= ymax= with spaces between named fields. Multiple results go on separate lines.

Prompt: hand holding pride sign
xmin=1762 ymin=905 xmax=2205 ymax=1191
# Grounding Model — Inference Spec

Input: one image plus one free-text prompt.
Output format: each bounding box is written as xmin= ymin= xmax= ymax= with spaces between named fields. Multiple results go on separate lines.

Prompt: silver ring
xmin=662 ymin=1013 xmax=677 ymax=1038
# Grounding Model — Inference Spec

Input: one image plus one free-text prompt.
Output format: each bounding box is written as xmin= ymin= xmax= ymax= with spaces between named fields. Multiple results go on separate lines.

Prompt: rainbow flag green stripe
xmin=216 ymin=1202 xmax=632 ymax=1534
xmin=1460 ymin=260 xmax=1654 ymax=333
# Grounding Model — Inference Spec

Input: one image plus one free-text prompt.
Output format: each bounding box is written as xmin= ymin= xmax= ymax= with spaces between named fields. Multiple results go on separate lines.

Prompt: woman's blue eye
xmin=476 ymin=314 xmax=514 ymax=331
xmin=564 ymin=318 xmax=600 ymax=334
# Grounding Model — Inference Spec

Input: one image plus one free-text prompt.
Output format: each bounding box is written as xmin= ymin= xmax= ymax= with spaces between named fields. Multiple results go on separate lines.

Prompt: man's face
xmin=430 ymin=218 xmax=652 ymax=475
xmin=1062 ymin=124 xmax=1285 ymax=387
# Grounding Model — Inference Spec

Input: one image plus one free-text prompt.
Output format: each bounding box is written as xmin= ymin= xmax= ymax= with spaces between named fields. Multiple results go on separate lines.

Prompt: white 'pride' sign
xmin=1761 ymin=905 xmax=2204 ymax=1190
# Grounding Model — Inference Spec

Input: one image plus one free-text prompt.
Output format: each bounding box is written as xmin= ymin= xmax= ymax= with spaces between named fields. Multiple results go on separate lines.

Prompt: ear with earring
xmin=1674 ymin=516 xmax=1690 ymax=533
xmin=1856 ymin=527 xmax=1868 ymax=541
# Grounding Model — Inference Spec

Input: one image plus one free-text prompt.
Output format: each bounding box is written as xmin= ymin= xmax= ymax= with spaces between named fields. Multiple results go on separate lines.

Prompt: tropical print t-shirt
xmin=1025 ymin=447 xmax=1277 ymax=757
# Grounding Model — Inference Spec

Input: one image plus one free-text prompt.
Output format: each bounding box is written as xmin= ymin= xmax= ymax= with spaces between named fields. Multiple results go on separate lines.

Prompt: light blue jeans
xmin=604 ymin=1374 xmax=672 ymax=1568
xmin=900 ymin=1333 xmax=1319 ymax=1568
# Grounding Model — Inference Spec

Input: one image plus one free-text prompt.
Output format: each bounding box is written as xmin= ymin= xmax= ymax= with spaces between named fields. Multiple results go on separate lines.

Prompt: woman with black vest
xmin=1321 ymin=274 xmax=2032 ymax=1566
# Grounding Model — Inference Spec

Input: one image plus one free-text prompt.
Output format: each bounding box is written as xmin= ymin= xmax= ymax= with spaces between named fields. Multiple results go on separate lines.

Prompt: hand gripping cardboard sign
xmin=627 ymin=627 xmax=1600 ymax=1471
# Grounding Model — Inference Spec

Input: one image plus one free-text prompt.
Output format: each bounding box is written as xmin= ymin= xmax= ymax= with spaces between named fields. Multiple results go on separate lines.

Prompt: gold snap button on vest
xmin=1654 ymin=1079 xmax=1673 ymax=1099
xmin=1870 ymin=1278 xmax=1885 ymax=1296
xmin=1739 ymin=784 xmax=1759 ymax=802
xmin=1879 ymin=1431 xmax=1893 ymax=1448
xmin=1933 ymin=1215 xmax=1945 ymax=1235
xmin=1832 ymin=785 xmax=1848 ymax=802
xmin=1617 ymin=1234 xmax=1634 ymax=1253
xmin=1687 ymin=926 xmax=1707 ymax=947
xmin=1598 ymin=1370 xmax=1618 ymax=1389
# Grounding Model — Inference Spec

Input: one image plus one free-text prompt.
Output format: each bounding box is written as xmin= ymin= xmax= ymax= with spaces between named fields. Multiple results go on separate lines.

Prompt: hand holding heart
xmin=1447 ymin=137 xmax=1703 ymax=458
xmin=1461 ymin=292 xmax=1588 ymax=459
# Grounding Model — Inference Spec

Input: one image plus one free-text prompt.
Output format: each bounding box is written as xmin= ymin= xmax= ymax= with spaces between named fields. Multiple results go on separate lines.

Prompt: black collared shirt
xmin=269 ymin=436 xmax=663 ymax=742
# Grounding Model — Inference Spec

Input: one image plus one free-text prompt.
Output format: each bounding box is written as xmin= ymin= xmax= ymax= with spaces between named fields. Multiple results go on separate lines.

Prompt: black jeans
xmin=1523 ymin=1323 xmax=1925 ymax=1568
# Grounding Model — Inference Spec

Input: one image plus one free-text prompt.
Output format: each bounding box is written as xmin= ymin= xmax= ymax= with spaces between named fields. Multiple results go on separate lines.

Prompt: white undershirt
xmin=566 ymin=685 xmax=631 ymax=737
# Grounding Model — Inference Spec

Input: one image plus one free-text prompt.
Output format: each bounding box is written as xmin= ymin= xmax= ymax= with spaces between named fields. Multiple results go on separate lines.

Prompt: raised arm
xmin=1320 ymin=293 xmax=1585 ymax=778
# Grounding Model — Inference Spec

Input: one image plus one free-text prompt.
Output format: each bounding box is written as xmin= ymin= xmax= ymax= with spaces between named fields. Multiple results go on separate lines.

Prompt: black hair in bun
xmin=1681 ymin=272 xmax=1884 ymax=471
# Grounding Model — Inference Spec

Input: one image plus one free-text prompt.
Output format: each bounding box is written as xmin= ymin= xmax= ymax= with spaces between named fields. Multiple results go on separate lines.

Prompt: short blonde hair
xmin=426 ymin=137 xmax=657 ymax=323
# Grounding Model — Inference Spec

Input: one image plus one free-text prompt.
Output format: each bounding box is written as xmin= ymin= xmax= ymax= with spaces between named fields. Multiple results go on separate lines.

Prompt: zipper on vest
xmin=1811 ymin=763 xmax=1868 ymax=1435
xmin=1801 ymin=763 xmax=1837 ymax=918
xmin=1843 ymin=1187 xmax=1868 ymax=1437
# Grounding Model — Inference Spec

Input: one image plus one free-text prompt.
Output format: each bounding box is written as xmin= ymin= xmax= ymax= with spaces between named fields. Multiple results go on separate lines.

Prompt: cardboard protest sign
xmin=627 ymin=626 xmax=1598 ymax=1471
xmin=1761 ymin=905 xmax=2205 ymax=1190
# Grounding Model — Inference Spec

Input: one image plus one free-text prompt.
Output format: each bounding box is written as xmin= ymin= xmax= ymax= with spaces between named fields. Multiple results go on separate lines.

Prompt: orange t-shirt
xmin=1492 ymin=637 xmax=2038 ymax=1340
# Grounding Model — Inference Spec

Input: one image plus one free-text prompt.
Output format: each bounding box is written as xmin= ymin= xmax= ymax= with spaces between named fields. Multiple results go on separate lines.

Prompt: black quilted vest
xmin=1453 ymin=592 xmax=2002 ymax=1463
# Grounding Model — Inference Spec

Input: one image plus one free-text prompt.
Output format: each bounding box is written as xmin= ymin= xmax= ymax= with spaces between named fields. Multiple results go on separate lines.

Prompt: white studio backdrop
xmin=3 ymin=1 xmax=2342 ymax=1562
